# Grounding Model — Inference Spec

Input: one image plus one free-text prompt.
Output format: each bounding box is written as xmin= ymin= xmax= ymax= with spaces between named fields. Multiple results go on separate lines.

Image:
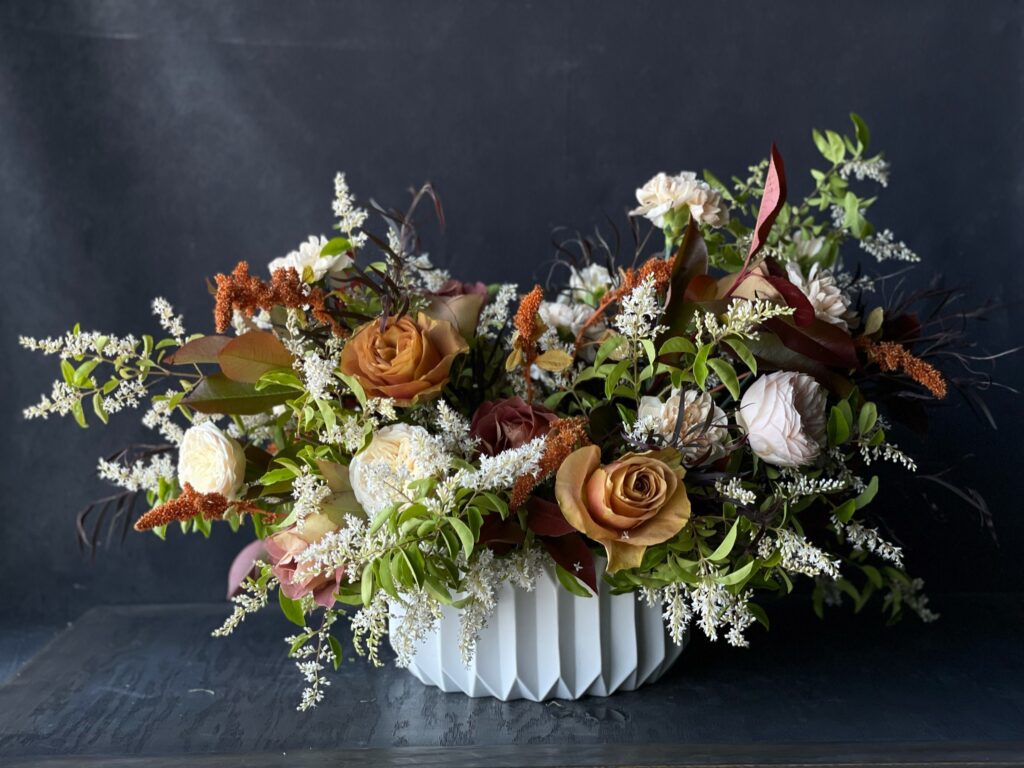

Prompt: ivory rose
xmin=736 ymin=371 xmax=827 ymax=467
xmin=555 ymin=446 xmax=691 ymax=573
xmin=339 ymin=313 xmax=468 ymax=405
xmin=177 ymin=422 xmax=247 ymax=498
xmin=347 ymin=423 xmax=431 ymax=515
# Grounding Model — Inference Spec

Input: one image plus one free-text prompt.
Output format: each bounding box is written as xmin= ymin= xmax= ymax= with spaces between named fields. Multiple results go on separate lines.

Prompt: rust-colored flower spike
xmin=511 ymin=284 xmax=545 ymax=401
xmin=573 ymin=255 xmax=675 ymax=352
xmin=509 ymin=416 xmax=590 ymax=510
xmin=133 ymin=484 xmax=266 ymax=531
xmin=862 ymin=339 xmax=948 ymax=399
xmin=213 ymin=261 xmax=343 ymax=336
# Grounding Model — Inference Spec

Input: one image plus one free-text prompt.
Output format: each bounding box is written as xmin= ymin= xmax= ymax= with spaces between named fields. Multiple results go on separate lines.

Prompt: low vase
xmin=389 ymin=559 xmax=686 ymax=701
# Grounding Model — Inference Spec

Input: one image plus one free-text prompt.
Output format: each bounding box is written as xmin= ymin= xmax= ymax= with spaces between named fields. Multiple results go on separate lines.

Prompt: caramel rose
xmin=555 ymin=446 xmax=691 ymax=573
xmin=470 ymin=397 xmax=558 ymax=456
xmin=340 ymin=313 xmax=469 ymax=406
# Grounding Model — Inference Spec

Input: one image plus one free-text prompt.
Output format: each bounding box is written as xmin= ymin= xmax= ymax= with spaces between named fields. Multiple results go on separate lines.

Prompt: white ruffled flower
xmin=539 ymin=298 xmax=606 ymax=359
xmin=631 ymin=171 xmax=729 ymax=229
xmin=268 ymin=235 xmax=353 ymax=283
xmin=737 ymin=372 xmax=827 ymax=467
xmin=568 ymin=264 xmax=613 ymax=306
xmin=347 ymin=424 xmax=431 ymax=515
xmin=637 ymin=389 xmax=728 ymax=466
xmin=177 ymin=422 xmax=247 ymax=498
xmin=786 ymin=262 xmax=853 ymax=329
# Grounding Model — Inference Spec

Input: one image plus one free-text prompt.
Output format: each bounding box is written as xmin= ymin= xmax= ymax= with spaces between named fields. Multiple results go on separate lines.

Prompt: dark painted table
xmin=1 ymin=595 xmax=1022 ymax=767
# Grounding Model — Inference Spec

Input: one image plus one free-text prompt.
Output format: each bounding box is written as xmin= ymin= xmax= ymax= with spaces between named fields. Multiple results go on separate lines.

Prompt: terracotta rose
xmin=470 ymin=397 xmax=558 ymax=456
xmin=340 ymin=313 xmax=469 ymax=405
xmin=555 ymin=446 xmax=691 ymax=573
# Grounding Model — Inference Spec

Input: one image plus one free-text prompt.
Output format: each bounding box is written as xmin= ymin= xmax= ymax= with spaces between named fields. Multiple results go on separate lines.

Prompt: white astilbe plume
xmin=290 ymin=470 xmax=332 ymax=531
xmin=141 ymin=391 xmax=186 ymax=445
xmin=760 ymin=528 xmax=840 ymax=579
xmin=97 ymin=453 xmax=174 ymax=494
xmin=212 ymin=564 xmax=277 ymax=637
xmin=390 ymin=591 xmax=443 ymax=667
xmin=839 ymin=156 xmax=890 ymax=187
xmin=715 ymin=477 xmax=757 ymax=506
xmin=859 ymin=229 xmax=920 ymax=263
xmin=350 ymin=591 xmax=389 ymax=667
xmin=477 ymin=284 xmax=518 ymax=339
xmin=695 ymin=300 xmax=794 ymax=345
xmin=151 ymin=297 xmax=186 ymax=343
xmin=332 ymin=172 xmax=368 ymax=249
xmin=836 ymin=519 xmax=905 ymax=567
xmin=614 ymin=275 xmax=666 ymax=343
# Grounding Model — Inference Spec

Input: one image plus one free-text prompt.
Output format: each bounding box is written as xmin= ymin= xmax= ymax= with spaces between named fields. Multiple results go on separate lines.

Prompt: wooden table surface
xmin=1 ymin=594 xmax=1022 ymax=766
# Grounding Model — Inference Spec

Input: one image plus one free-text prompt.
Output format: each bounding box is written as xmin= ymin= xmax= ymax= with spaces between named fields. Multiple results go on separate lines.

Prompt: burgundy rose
xmin=470 ymin=397 xmax=557 ymax=456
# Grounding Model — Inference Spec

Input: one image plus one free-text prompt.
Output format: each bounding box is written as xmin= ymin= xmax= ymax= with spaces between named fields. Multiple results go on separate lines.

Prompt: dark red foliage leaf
xmin=761 ymin=275 xmax=815 ymax=327
xmin=165 ymin=335 xmax=231 ymax=365
xmin=749 ymin=144 xmax=787 ymax=260
xmin=540 ymin=534 xmax=597 ymax=593
xmin=477 ymin=514 xmax=525 ymax=551
xmin=763 ymin=316 xmax=859 ymax=370
xmin=525 ymin=497 xmax=575 ymax=537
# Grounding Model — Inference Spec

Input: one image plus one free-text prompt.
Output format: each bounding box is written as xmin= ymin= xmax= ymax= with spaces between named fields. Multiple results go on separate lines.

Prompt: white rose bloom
xmin=540 ymin=297 xmax=606 ymax=361
xmin=737 ymin=372 xmax=827 ymax=467
xmin=177 ymin=422 xmax=247 ymax=498
xmin=268 ymin=235 xmax=353 ymax=283
xmin=347 ymin=423 xmax=431 ymax=515
xmin=568 ymin=264 xmax=613 ymax=306
xmin=631 ymin=171 xmax=729 ymax=229
xmin=637 ymin=388 xmax=729 ymax=465
xmin=785 ymin=262 xmax=854 ymax=329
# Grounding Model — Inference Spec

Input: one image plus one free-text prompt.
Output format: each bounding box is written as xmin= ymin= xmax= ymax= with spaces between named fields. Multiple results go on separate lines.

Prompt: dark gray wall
xmin=1 ymin=1 xmax=1021 ymax=622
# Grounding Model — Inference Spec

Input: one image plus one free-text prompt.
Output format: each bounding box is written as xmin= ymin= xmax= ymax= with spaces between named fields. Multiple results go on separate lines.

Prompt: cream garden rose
xmin=631 ymin=171 xmax=729 ymax=229
xmin=637 ymin=388 xmax=728 ymax=466
xmin=177 ymin=422 xmax=247 ymax=498
xmin=268 ymin=235 xmax=353 ymax=283
xmin=347 ymin=423 xmax=431 ymax=515
xmin=736 ymin=372 xmax=827 ymax=467
xmin=785 ymin=262 xmax=855 ymax=330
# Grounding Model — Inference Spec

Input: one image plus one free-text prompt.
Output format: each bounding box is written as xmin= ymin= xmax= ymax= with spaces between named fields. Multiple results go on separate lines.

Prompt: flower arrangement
xmin=23 ymin=115 xmax=1000 ymax=709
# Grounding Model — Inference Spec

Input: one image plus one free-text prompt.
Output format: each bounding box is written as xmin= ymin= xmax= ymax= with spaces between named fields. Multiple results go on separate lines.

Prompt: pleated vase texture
xmin=389 ymin=560 xmax=686 ymax=701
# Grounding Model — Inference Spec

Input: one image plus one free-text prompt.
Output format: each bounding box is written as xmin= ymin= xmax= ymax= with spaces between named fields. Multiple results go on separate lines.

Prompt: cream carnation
xmin=177 ymin=422 xmax=247 ymax=498
xmin=268 ymin=235 xmax=353 ymax=283
xmin=347 ymin=423 xmax=431 ymax=515
xmin=637 ymin=389 xmax=728 ymax=466
xmin=568 ymin=264 xmax=613 ymax=306
xmin=736 ymin=372 xmax=827 ymax=467
xmin=786 ymin=262 xmax=854 ymax=329
xmin=631 ymin=171 xmax=729 ymax=229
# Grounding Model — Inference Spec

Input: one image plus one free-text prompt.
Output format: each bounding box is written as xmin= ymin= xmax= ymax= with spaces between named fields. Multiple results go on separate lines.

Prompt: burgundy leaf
xmin=525 ymin=497 xmax=575 ymax=537
xmin=761 ymin=275 xmax=815 ymax=327
xmin=477 ymin=514 xmax=526 ymax=550
xmin=763 ymin=317 xmax=859 ymax=370
xmin=540 ymin=534 xmax=598 ymax=593
xmin=749 ymin=144 xmax=787 ymax=260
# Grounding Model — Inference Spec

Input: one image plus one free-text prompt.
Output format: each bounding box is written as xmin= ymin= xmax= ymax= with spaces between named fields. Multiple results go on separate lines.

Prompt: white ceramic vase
xmin=389 ymin=560 xmax=686 ymax=701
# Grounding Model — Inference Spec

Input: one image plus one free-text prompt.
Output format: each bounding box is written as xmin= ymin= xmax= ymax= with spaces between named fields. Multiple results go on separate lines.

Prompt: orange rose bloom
xmin=555 ymin=446 xmax=691 ymax=573
xmin=340 ymin=313 xmax=469 ymax=405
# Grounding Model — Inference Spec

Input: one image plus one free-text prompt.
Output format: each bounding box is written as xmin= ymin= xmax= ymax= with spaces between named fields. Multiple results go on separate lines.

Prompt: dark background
xmin=0 ymin=1 xmax=1020 ymax=624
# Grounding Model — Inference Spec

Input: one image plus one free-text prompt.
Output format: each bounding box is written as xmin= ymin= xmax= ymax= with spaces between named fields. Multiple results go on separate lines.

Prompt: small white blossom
xmin=859 ymin=229 xmax=920 ymax=263
xmin=151 ymin=297 xmax=185 ymax=343
xmin=332 ymin=172 xmax=368 ymax=249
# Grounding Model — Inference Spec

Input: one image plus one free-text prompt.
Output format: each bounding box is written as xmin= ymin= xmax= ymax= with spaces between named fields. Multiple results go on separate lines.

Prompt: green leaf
xmin=446 ymin=517 xmax=475 ymax=560
xmin=328 ymin=635 xmax=344 ymax=670
xmin=828 ymin=405 xmax=851 ymax=446
xmin=659 ymin=336 xmax=697 ymax=357
xmin=320 ymin=237 xmax=352 ymax=257
xmin=833 ymin=498 xmax=857 ymax=524
xmin=376 ymin=558 xmax=399 ymax=600
xmin=259 ymin=467 xmax=297 ymax=486
xmin=360 ymin=564 xmax=374 ymax=607
xmin=278 ymin=590 xmax=305 ymax=627
xmin=723 ymin=338 xmax=756 ymax=376
xmin=604 ymin=359 xmax=631 ymax=400
xmin=707 ymin=520 xmax=739 ymax=562
xmin=594 ymin=334 xmax=626 ymax=368
xmin=92 ymin=391 xmax=109 ymax=424
xmin=718 ymin=560 xmax=755 ymax=586
xmin=183 ymin=373 xmax=293 ymax=415
xmin=338 ymin=373 xmax=367 ymax=407
xmin=73 ymin=359 xmax=101 ymax=387
xmin=555 ymin=564 xmax=593 ymax=597
xmin=858 ymin=402 xmax=878 ymax=436
xmin=71 ymin=399 xmax=88 ymax=428
xmin=693 ymin=344 xmax=712 ymax=389
xmin=850 ymin=112 xmax=870 ymax=150
xmin=855 ymin=476 xmax=879 ymax=509
xmin=424 ymin=576 xmax=453 ymax=604
xmin=707 ymin=358 xmax=740 ymax=400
